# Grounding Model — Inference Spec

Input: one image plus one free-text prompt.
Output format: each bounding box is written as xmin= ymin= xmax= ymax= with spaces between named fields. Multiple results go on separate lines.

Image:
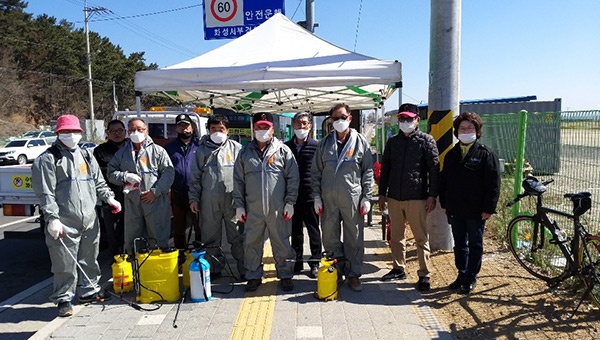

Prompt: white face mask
xmin=399 ymin=121 xmax=416 ymax=134
xmin=458 ymin=133 xmax=477 ymax=144
xmin=129 ymin=131 xmax=146 ymax=144
xmin=58 ymin=133 xmax=82 ymax=149
xmin=332 ymin=119 xmax=350 ymax=133
xmin=294 ymin=129 xmax=309 ymax=140
xmin=210 ymin=132 xmax=227 ymax=144
xmin=255 ymin=130 xmax=271 ymax=143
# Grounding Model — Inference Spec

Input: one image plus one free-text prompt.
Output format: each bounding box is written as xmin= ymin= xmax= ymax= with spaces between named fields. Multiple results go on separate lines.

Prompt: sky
xmin=25 ymin=0 xmax=600 ymax=111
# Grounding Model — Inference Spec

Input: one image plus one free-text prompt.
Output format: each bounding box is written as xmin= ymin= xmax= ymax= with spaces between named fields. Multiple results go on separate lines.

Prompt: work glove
xmin=359 ymin=198 xmax=371 ymax=216
xmin=283 ymin=203 xmax=294 ymax=221
xmin=314 ymin=196 xmax=323 ymax=216
xmin=107 ymin=197 xmax=122 ymax=214
xmin=125 ymin=173 xmax=142 ymax=184
xmin=47 ymin=219 xmax=65 ymax=240
xmin=236 ymin=207 xmax=247 ymax=223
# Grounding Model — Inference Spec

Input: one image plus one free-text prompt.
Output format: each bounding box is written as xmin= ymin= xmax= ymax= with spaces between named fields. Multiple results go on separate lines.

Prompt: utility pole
xmin=84 ymin=1 xmax=110 ymax=140
xmin=427 ymin=0 xmax=461 ymax=251
xmin=305 ymin=0 xmax=315 ymax=32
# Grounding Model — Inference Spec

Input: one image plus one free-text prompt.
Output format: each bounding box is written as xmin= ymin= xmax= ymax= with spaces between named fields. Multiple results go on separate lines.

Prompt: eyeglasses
xmin=128 ymin=127 xmax=147 ymax=133
xmin=108 ymin=128 xmax=125 ymax=134
xmin=331 ymin=115 xmax=349 ymax=121
xmin=458 ymin=126 xmax=476 ymax=133
xmin=398 ymin=117 xmax=414 ymax=123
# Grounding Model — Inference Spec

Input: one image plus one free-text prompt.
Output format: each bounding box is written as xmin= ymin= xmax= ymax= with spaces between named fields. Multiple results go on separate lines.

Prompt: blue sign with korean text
xmin=203 ymin=0 xmax=285 ymax=40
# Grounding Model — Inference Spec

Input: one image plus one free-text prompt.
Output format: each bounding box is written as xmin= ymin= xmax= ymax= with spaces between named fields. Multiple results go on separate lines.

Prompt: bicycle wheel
xmin=507 ymin=215 xmax=568 ymax=282
xmin=579 ymin=235 xmax=600 ymax=307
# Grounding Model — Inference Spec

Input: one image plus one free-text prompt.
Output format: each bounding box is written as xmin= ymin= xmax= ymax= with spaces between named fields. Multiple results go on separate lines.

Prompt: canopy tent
xmin=134 ymin=13 xmax=402 ymax=114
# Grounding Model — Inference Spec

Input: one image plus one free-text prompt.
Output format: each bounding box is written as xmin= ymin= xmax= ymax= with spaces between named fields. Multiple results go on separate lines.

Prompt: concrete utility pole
xmin=84 ymin=1 xmax=109 ymax=140
xmin=427 ymin=0 xmax=461 ymax=251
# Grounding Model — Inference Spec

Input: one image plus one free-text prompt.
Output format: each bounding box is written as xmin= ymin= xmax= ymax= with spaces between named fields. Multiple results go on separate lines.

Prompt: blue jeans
xmin=449 ymin=216 xmax=485 ymax=281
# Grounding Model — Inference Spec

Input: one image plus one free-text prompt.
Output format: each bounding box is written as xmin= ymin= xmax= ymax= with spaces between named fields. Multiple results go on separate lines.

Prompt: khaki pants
xmin=387 ymin=198 xmax=431 ymax=278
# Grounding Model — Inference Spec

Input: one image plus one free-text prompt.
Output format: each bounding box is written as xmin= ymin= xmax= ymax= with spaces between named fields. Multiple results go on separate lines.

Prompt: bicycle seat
xmin=565 ymin=192 xmax=592 ymax=216
xmin=522 ymin=176 xmax=546 ymax=196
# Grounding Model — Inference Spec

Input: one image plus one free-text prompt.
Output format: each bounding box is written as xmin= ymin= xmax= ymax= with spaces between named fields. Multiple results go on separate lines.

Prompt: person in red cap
xmin=233 ymin=112 xmax=299 ymax=292
xmin=32 ymin=114 xmax=122 ymax=317
xmin=377 ymin=103 xmax=440 ymax=292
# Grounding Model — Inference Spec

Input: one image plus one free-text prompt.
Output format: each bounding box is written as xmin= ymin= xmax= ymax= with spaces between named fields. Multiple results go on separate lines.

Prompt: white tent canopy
xmin=134 ymin=13 xmax=402 ymax=114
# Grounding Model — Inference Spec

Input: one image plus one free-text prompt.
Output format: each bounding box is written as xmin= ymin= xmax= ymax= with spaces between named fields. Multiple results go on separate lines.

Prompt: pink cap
xmin=55 ymin=115 xmax=84 ymax=133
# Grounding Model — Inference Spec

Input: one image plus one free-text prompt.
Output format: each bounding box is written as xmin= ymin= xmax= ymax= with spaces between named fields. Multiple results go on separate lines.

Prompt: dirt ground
xmin=401 ymin=230 xmax=600 ymax=339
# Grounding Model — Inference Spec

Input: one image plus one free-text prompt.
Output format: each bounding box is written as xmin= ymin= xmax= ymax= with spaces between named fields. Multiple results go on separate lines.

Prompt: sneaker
xmin=416 ymin=277 xmax=431 ymax=292
xmin=281 ymin=278 xmax=294 ymax=292
xmin=79 ymin=290 xmax=112 ymax=304
xmin=348 ymin=276 xmax=363 ymax=292
xmin=448 ymin=274 xmax=466 ymax=290
xmin=460 ymin=280 xmax=477 ymax=294
xmin=308 ymin=266 xmax=318 ymax=279
xmin=57 ymin=301 xmax=73 ymax=317
xmin=245 ymin=279 xmax=262 ymax=292
xmin=381 ymin=268 xmax=407 ymax=281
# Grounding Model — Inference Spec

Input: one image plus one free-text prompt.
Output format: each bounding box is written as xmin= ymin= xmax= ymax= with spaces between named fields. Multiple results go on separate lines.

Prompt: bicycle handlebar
xmin=506 ymin=178 xmax=555 ymax=207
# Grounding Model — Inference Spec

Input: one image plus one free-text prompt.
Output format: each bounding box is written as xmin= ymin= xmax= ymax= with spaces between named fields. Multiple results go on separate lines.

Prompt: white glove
xmin=125 ymin=173 xmax=142 ymax=184
xmin=236 ymin=207 xmax=247 ymax=223
xmin=359 ymin=198 xmax=371 ymax=216
xmin=314 ymin=197 xmax=323 ymax=216
xmin=47 ymin=219 xmax=65 ymax=240
xmin=107 ymin=197 xmax=122 ymax=214
xmin=283 ymin=203 xmax=294 ymax=221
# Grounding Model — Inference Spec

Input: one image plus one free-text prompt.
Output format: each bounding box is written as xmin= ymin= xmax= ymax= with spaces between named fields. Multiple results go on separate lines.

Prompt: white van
xmin=113 ymin=109 xmax=209 ymax=147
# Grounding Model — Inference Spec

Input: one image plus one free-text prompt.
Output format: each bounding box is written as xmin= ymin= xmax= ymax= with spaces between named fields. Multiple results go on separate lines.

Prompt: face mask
xmin=178 ymin=131 xmax=193 ymax=140
xmin=58 ymin=133 xmax=82 ymax=149
xmin=458 ymin=133 xmax=477 ymax=144
xmin=399 ymin=121 xmax=416 ymax=134
xmin=129 ymin=131 xmax=146 ymax=144
xmin=210 ymin=132 xmax=227 ymax=144
xmin=294 ymin=129 xmax=309 ymax=140
xmin=254 ymin=130 xmax=271 ymax=143
xmin=332 ymin=119 xmax=350 ymax=133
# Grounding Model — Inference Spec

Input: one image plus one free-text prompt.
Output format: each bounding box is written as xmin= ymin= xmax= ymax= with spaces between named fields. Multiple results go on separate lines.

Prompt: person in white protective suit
xmin=311 ymin=103 xmax=374 ymax=292
xmin=32 ymin=114 xmax=122 ymax=317
xmin=189 ymin=114 xmax=245 ymax=279
xmin=108 ymin=118 xmax=174 ymax=254
xmin=233 ymin=112 xmax=300 ymax=292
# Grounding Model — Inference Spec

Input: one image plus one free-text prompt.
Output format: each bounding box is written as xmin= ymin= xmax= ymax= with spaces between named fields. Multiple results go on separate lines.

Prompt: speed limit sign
xmin=205 ymin=0 xmax=243 ymax=27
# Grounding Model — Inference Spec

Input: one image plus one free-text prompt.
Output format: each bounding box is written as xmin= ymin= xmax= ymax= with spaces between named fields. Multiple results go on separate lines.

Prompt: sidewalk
xmin=1 ymin=216 xmax=452 ymax=340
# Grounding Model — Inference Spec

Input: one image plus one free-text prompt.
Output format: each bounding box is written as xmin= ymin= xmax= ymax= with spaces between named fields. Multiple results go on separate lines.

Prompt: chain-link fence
xmin=480 ymin=110 xmax=600 ymax=235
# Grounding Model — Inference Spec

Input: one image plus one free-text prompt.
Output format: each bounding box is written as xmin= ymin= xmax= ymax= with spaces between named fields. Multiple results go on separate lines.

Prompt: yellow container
xmin=182 ymin=250 xmax=194 ymax=288
xmin=136 ymin=249 xmax=180 ymax=303
xmin=317 ymin=257 xmax=338 ymax=301
xmin=112 ymin=254 xmax=133 ymax=293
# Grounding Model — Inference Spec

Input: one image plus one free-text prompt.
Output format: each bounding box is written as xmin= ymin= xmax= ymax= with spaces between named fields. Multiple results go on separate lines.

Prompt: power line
xmin=85 ymin=4 xmax=202 ymax=23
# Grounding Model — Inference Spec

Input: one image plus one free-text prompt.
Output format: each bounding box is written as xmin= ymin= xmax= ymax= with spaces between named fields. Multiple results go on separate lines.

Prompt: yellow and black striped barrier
xmin=427 ymin=109 xmax=454 ymax=169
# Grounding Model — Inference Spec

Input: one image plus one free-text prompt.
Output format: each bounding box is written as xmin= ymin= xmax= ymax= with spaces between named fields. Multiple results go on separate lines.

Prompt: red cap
xmin=397 ymin=111 xmax=418 ymax=118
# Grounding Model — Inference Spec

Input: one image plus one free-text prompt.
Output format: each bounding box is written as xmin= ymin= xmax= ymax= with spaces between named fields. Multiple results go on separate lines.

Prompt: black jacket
xmin=285 ymin=136 xmax=318 ymax=203
xmin=93 ymin=140 xmax=125 ymax=203
xmin=440 ymin=141 xmax=501 ymax=218
xmin=378 ymin=129 xmax=440 ymax=200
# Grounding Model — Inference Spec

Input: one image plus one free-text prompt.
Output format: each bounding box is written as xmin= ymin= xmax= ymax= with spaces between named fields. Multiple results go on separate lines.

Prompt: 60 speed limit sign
xmin=205 ymin=0 xmax=243 ymax=27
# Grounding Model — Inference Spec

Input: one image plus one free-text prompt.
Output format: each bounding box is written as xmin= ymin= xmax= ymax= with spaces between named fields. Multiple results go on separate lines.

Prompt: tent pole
xmin=135 ymin=92 xmax=142 ymax=118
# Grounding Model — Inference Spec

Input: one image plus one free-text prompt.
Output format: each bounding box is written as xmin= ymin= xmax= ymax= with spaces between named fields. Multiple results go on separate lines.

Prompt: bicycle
xmin=506 ymin=176 xmax=600 ymax=315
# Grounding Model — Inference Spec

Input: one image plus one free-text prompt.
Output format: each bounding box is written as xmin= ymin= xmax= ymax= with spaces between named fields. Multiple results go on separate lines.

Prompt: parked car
xmin=78 ymin=141 xmax=97 ymax=150
xmin=10 ymin=130 xmax=57 ymax=143
xmin=0 ymin=138 xmax=51 ymax=165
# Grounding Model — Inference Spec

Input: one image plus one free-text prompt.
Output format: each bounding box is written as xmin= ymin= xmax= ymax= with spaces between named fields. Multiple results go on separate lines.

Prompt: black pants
xmin=171 ymin=191 xmax=200 ymax=250
xmin=291 ymin=200 xmax=322 ymax=269
xmin=97 ymin=205 xmax=125 ymax=257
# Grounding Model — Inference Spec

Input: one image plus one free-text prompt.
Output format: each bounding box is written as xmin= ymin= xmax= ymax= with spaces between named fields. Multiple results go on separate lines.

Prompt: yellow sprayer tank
xmin=182 ymin=250 xmax=194 ymax=288
xmin=317 ymin=257 xmax=338 ymax=301
xmin=136 ymin=248 xmax=180 ymax=303
xmin=112 ymin=254 xmax=133 ymax=293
